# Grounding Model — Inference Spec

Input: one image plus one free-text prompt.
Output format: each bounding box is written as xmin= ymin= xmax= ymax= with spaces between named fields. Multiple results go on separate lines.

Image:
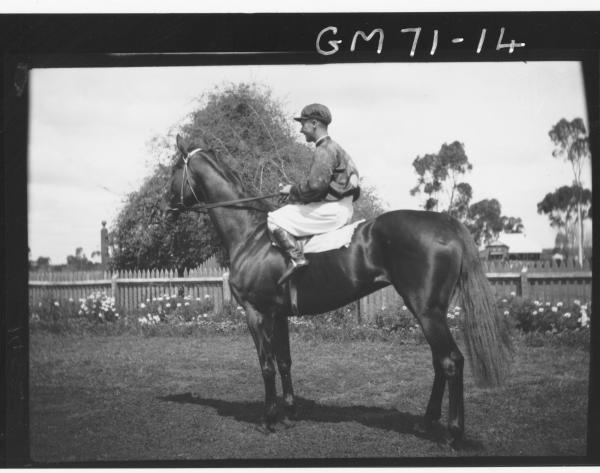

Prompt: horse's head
xmin=164 ymin=134 xmax=210 ymax=221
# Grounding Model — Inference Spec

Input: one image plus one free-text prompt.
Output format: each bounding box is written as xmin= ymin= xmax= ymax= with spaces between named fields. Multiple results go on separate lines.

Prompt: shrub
xmin=78 ymin=291 xmax=119 ymax=323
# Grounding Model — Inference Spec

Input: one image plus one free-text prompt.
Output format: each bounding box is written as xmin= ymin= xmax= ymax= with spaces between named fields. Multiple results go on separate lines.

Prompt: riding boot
xmin=271 ymin=227 xmax=309 ymax=285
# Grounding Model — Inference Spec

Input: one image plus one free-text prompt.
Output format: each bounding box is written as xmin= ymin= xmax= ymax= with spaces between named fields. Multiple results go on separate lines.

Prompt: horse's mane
xmin=173 ymin=149 xmax=276 ymax=216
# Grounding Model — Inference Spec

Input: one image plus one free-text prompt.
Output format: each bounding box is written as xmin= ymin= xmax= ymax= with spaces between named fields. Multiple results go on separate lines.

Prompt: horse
xmin=165 ymin=134 xmax=512 ymax=448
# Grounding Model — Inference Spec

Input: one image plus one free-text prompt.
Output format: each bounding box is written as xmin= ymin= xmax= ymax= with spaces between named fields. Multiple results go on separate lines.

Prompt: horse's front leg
xmin=245 ymin=305 xmax=278 ymax=432
xmin=273 ymin=311 xmax=295 ymax=421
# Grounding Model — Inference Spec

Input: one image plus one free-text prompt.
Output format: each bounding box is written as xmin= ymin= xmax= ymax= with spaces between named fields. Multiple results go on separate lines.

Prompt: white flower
xmin=177 ymin=303 xmax=182 ymax=308
xmin=237 ymin=305 xmax=243 ymax=310
xmin=166 ymin=303 xmax=171 ymax=308
xmin=185 ymin=302 xmax=190 ymax=306
xmin=38 ymin=302 xmax=43 ymax=307
xmin=573 ymin=299 xmax=581 ymax=306
xmin=68 ymin=298 xmax=74 ymax=302
xmin=447 ymin=313 xmax=455 ymax=319
xmin=557 ymin=302 xmax=563 ymax=307
xmin=503 ymin=310 xmax=510 ymax=316
xmin=153 ymin=315 xmax=160 ymax=322
xmin=534 ymin=300 xmax=540 ymax=306
xmin=510 ymin=291 xmax=516 ymax=297
xmin=532 ymin=311 xmax=538 ymax=316
xmin=551 ymin=306 xmax=558 ymax=313
xmin=54 ymin=301 xmax=60 ymax=307
xmin=401 ymin=305 xmax=407 ymax=311
xmin=581 ymin=304 xmax=588 ymax=310
xmin=196 ymin=297 xmax=202 ymax=301
xmin=171 ymin=294 xmax=177 ymax=299
xmin=203 ymin=313 xmax=208 ymax=318
xmin=546 ymin=302 xmax=551 ymax=306
xmin=564 ymin=312 xmax=571 ymax=318
xmin=140 ymin=303 xmax=146 ymax=309
xmin=502 ymin=299 xmax=507 ymax=303
xmin=205 ymin=295 xmax=211 ymax=299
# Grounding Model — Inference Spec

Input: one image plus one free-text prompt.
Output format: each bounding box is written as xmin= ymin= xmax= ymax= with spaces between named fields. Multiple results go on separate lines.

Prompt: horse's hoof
xmin=444 ymin=428 xmax=464 ymax=450
xmin=413 ymin=418 xmax=438 ymax=435
xmin=283 ymin=404 xmax=297 ymax=421
xmin=258 ymin=422 xmax=277 ymax=434
xmin=447 ymin=436 xmax=464 ymax=450
xmin=281 ymin=417 xmax=296 ymax=429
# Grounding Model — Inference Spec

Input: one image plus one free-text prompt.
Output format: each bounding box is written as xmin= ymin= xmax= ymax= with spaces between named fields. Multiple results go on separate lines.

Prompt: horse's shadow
xmin=158 ymin=392 xmax=483 ymax=450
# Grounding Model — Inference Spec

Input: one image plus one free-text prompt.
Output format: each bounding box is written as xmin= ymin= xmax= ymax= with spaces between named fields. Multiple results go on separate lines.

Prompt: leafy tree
xmin=66 ymin=247 xmax=97 ymax=271
xmin=352 ymin=181 xmax=386 ymax=221
xmin=410 ymin=141 xmax=473 ymax=218
xmin=111 ymin=82 xmax=385 ymax=271
xmin=537 ymin=184 xmax=592 ymax=259
xmin=501 ymin=216 xmax=524 ymax=234
xmin=410 ymin=140 xmax=525 ymax=247
xmin=31 ymin=256 xmax=51 ymax=271
xmin=464 ymin=199 xmax=524 ymax=246
xmin=465 ymin=199 xmax=504 ymax=246
xmin=548 ymin=117 xmax=591 ymax=264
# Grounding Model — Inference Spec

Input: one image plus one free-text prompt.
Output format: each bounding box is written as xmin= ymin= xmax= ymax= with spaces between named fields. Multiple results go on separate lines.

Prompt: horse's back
xmin=373 ymin=209 xmax=468 ymax=242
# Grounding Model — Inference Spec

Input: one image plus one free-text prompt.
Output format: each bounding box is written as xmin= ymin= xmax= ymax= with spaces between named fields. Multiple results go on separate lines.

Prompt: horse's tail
xmin=457 ymin=228 xmax=513 ymax=387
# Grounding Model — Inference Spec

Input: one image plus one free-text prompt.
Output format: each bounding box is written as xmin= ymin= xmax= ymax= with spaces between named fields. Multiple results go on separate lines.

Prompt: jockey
xmin=267 ymin=103 xmax=360 ymax=284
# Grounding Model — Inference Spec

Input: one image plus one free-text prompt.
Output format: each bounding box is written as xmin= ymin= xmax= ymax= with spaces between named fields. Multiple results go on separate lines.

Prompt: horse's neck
xmin=199 ymin=173 xmax=263 ymax=257
xmin=208 ymin=206 xmax=262 ymax=256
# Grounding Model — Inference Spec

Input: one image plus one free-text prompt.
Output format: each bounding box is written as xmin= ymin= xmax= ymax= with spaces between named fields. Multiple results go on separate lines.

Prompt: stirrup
xmin=278 ymin=259 xmax=308 ymax=286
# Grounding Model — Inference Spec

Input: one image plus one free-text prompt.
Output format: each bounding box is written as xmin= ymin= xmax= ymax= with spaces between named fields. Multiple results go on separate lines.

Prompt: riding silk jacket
xmin=289 ymin=136 xmax=361 ymax=204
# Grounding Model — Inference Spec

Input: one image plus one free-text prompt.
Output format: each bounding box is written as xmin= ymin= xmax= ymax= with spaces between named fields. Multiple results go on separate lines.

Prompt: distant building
xmin=481 ymin=233 xmax=543 ymax=261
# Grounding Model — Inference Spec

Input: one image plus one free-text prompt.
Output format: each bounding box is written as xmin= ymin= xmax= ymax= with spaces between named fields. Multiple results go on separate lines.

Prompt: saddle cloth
xmin=300 ymin=219 xmax=365 ymax=253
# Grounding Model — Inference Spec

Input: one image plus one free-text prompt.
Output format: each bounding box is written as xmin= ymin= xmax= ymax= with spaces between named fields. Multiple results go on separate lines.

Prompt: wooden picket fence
xmin=29 ymin=257 xmax=592 ymax=322
xmin=29 ymin=257 xmax=230 ymax=313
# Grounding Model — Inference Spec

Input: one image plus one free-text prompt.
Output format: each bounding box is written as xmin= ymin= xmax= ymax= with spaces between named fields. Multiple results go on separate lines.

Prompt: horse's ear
xmin=176 ymin=134 xmax=187 ymax=155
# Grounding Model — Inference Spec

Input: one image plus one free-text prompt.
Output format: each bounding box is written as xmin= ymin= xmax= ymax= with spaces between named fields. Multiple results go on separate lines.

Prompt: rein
xmin=178 ymin=193 xmax=281 ymax=213
xmin=171 ymin=147 xmax=280 ymax=213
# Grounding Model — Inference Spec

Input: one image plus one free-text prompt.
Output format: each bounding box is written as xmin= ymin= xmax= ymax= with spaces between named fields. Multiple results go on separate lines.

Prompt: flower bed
xmin=29 ymin=289 xmax=590 ymax=344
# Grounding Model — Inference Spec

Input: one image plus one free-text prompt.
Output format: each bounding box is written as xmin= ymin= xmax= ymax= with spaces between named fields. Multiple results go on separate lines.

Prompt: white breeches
xmin=267 ymin=196 xmax=354 ymax=237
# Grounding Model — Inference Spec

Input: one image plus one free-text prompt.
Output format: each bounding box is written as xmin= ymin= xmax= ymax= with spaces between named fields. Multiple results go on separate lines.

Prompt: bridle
xmin=171 ymin=148 xmax=280 ymax=214
xmin=179 ymin=148 xmax=204 ymax=208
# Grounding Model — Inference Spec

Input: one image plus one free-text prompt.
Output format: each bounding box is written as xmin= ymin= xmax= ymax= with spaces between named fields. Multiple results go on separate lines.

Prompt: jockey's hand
xmin=279 ymin=184 xmax=292 ymax=195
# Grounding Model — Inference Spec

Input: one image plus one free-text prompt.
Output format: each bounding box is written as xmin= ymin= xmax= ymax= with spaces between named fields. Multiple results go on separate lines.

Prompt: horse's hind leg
xmin=398 ymin=267 xmax=464 ymax=447
xmin=416 ymin=307 xmax=465 ymax=447
xmin=422 ymin=357 xmax=446 ymax=427
xmin=245 ymin=305 xmax=279 ymax=432
xmin=273 ymin=312 xmax=296 ymax=421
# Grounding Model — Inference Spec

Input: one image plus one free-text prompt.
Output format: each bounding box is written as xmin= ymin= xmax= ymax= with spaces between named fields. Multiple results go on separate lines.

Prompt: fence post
xmin=111 ymin=273 xmax=119 ymax=309
xmin=520 ymin=266 xmax=530 ymax=299
xmin=222 ymin=271 xmax=231 ymax=306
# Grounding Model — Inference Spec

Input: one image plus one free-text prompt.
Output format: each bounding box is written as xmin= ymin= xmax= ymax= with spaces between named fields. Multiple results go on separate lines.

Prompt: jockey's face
xmin=299 ymin=119 xmax=318 ymax=143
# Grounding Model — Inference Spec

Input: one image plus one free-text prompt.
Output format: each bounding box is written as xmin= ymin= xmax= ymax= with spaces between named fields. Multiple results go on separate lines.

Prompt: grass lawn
xmin=29 ymin=331 xmax=589 ymax=463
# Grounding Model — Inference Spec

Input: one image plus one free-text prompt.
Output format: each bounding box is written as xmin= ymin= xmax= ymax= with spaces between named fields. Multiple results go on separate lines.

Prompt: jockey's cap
xmin=293 ymin=103 xmax=332 ymax=125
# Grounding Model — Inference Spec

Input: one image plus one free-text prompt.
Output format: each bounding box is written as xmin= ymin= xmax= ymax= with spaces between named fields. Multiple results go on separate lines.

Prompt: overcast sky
xmin=28 ymin=61 xmax=591 ymax=264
